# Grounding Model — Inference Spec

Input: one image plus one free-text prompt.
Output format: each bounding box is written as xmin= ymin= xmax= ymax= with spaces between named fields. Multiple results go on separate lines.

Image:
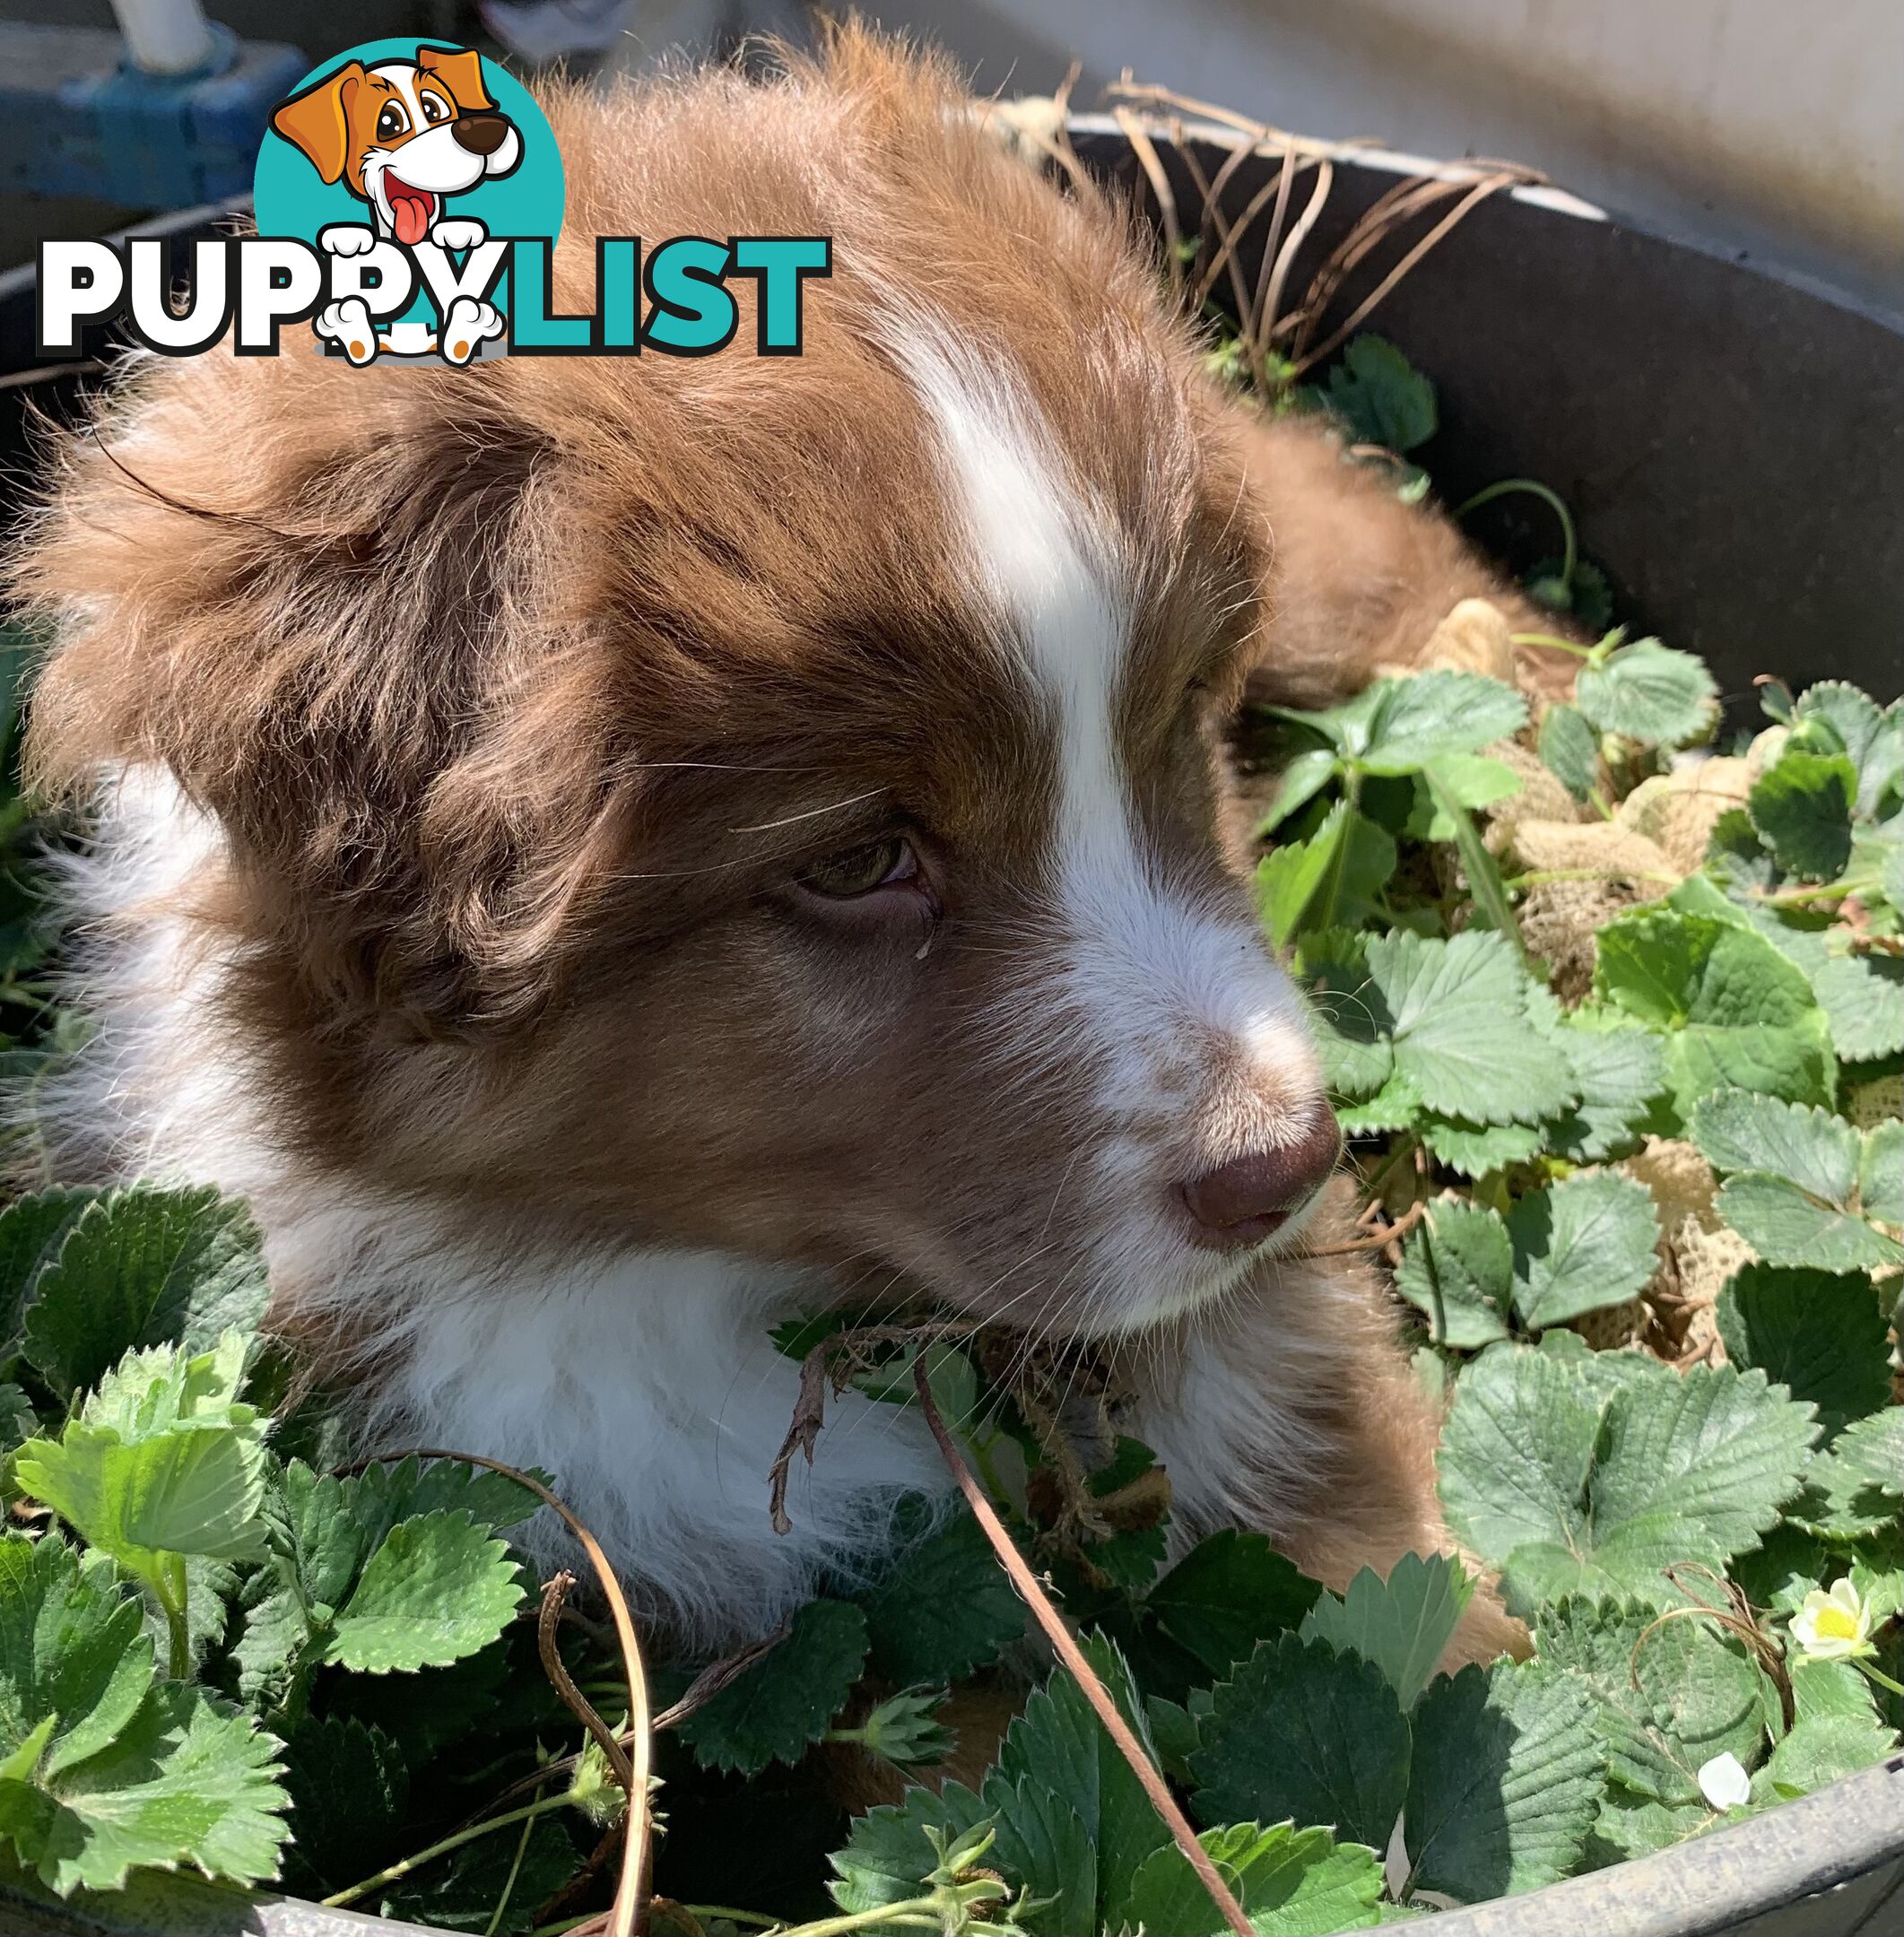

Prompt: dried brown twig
xmin=1632 ymin=1562 xmax=1794 ymax=1734
xmin=1300 ymin=1196 xmax=1429 ymax=1260
xmin=1094 ymin=81 xmax=1541 ymax=390
xmin=767 ymin=1320 xmax=970 ymax=1534
xmin=0 ymin=360 xmax=103 ymax=390
xmin=651 ymin=1629 xmax=789 ymax=1732
xmin=910 ymin=1359 xmax=1255 ymax=1937
xmin=540 ymin=1572 xmax=636 ymax=1793
xmin=377 ymin=1450 xmax=656 ymax=1937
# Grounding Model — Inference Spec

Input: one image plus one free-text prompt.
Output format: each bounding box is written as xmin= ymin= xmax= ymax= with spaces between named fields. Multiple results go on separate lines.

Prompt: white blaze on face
xmin=891 ymin=323 xmax=1321 ymax=1308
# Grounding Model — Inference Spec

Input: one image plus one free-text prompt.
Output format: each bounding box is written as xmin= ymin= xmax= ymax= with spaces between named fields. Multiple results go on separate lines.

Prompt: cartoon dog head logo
xmin=270 ymin=46 xmax=523 ymax=248
xmin=256 ymin=39 xmax=561 ymax=365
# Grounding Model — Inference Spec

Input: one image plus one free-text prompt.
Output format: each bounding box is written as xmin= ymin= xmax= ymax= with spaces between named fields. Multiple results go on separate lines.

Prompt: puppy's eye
xmin=376 ymin=102 xmax=410 ymax=142
xmin=797 ymin=836 xmax=917 ymax=899
xmin=421 ymin=94 xmax=451 ymax=124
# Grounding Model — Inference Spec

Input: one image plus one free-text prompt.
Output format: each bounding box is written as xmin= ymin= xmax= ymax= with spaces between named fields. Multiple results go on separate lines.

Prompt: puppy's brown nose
xmin=453 ymin=113 xmax=510 ymax=156
xmin=1178 ymin=1108 xmax=1342 ymax=1246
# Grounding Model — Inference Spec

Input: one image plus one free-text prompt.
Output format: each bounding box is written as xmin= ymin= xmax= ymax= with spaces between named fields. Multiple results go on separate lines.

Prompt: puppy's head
xmin=270 ymin=46 xmax=521 ymax=243
xmin=22 ymin=32 xmax=1335 ymax=1340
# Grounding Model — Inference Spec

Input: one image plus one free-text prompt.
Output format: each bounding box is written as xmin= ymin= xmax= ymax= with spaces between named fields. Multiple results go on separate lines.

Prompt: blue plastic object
xmin=0 ymin=20 xmax=307 ymax=207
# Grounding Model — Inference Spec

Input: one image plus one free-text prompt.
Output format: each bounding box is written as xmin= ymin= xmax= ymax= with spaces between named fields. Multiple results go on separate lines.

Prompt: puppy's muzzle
xmin=1178 ymin=1104 xmax=1342 ymax=1247
xmin=453 ymin=113 xmax=512 ymax=156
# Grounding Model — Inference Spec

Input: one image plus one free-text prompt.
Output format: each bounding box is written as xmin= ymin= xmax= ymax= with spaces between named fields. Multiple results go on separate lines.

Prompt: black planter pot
xmin=0 ymin=118 xmax=1900 ymax=1937
xmin=1062 ymin=111 xmax=1904 ymax=705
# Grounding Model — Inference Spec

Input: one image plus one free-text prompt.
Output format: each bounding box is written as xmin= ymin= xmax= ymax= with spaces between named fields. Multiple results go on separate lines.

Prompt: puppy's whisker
xmin=727 ymin=789 xmax=889 ymax=835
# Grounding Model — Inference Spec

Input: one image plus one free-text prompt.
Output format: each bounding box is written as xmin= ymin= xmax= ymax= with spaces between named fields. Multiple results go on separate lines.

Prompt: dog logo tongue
xmin=387 ymin=180 xmax=434 ymax=247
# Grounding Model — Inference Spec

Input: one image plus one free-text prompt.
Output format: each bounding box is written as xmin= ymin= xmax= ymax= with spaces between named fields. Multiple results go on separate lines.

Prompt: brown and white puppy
xmin=11 ymin=32 xmax=1552 ymax=1657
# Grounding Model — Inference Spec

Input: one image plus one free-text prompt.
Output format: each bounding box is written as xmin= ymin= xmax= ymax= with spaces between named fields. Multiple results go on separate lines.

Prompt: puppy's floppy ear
xmin=15 ymin=362 xmax=630 ymax=1041
xmin=270 ymin=61 xmax=365 ymax=186
xmin=415 ymin=44 xmax=496 ymax=114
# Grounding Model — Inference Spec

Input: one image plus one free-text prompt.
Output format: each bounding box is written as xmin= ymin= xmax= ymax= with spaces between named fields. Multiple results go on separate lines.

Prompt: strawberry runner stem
xmin=373 ymin=1448 xmax=656 ymax=1937
xmin=909 ymin=1359 xmax=1255 ymax=1937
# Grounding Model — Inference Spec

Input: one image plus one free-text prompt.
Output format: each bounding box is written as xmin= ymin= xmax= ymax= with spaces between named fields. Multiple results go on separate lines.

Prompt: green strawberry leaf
xmin=1009 ymin=1632 xmax=1169 ymax=1931
xmin=21 ymin=1188 xmax=269 ymax=1403
xmin=1190 ymin=1634 xmax=1410 ymax=1852
xmin=0 ymin=1387 xmax=36 ymax=1460
xmin=1299 ymin=1553 xmax=1475 ymax=1710
xmin=1574 ymin=639 xmax=1716 ymax=747
xmin=1749 ymin=752 xmax=1856 ymax=882
xmin=1265 ymin=674 xmax=1526 ymax=779
xmin=1535 ymin=1597 xmax=1762 ymax=1804
xmin=1674 ymin=869 xmax=1904 ymax=1063
xmin=1414 ymin=752 xmax=1523 ymax=827
xmin=857 ymin=1504 xmax=1026 ymax=1684
xmin=1356 ymin=675 xmax=1529 ymax=777
xmin=679 ymin=1601 xmax=869 ymax=1776
xmin=1794 ymin=682 xmax=1903 ymax=819
xmin=1403 ymin=1660 xmax=1604 ymax=1901
xmin=1144 ymin=1690 xmax=1210 ymax=1785
xmin=13 ymin=1336 xmax=270 ymax=1586
xmin=1595 ymin=908 xmax=1833 ymax=1116
xmin=0 ymin=1534 xmax=288 ymax=1894
xmin=1257 ymin=803 xmax=1398 ymax=946
xmin=239 ymin=1457 xmax=532 ymax=1700
xmin=1588 ymin=1786 xmax=1721 ymax=1861
xmin=1715 ymin=1175 xmax=1903 ymax=1273
xmin=1144 ymin=1531 xmax=1322 ymax=1681
xmin=1357 ymin=931 xmax=1577 ymax=1125
xmin=345 ymin=1454 xmax=543 ymax=1540
xmin=827 ymin=1785 xmax=997 ymax=1927
xmin=828 ymin=1779 xmax=1097 ymax=1937
xmin=0 ymin=1189 xmax=98 ymax=1353
xmin=1336 ymin=1069 xmax=1423 ymax=1135
xmin=1439 ymin=1347 xmax=1818 ymax=1615
xmin=1537 ymin=702 xmax=1598 ymax=803
xmin=1863 ymin=1119 xmax=1903 ymax=1228
xmin=1752 ymin=1709 xmax=1898 ymax=1802
xmin=1257 ymin=803 xmax=1343 ymax=948
xmin=277 ymin=1716 xmax=411 ymax=1897
xmin=1300 ymin=932 xmax=1395 ymax=1102
xmin=1418 ymin=1117 xmax=1544 ymax=1177
xmin=1395 ymin=1198 xmax=1513 ymax=1348
xmin=1804 ymin=1409 xmax=1904 ymax=1533
xmin=1538 ymin=1008 xmax=1669 ymax=1163
xmin=1807 ymin=953 xmax=1904 ymax=1062
xmin=1323 ymin=335 xmax=1437 ymax=455
xmin=1257 ymin=748 xmax=1343 ymax=838
xmin=1507 ymin=1171 xmax=1660 ymax=1331
xmin=319 ymin=1510 xmax=525 ymax=1675
xmin=1120 ymin=1820 xmax=1384 ymax=1935
xmin=1705 ymin=809 xmax=1780 ymax=894
xmin=1691 ymin=1090 xmax=1859 ymax=1202
xmin=1715 ymin=1265 xmax=1892 ymax=1438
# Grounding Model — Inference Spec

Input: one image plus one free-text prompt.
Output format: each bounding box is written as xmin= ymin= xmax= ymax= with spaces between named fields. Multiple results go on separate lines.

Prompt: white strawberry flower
xmin=1790 ymin=1577 xmax=1874 ymax=1663
xmin=1696 ymin=1751 xmax=1752 ymax=1811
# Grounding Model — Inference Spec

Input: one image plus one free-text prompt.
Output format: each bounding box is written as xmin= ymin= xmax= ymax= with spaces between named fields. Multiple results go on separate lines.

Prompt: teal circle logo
xmin=255 ymin=39 xmax=562 ymax=360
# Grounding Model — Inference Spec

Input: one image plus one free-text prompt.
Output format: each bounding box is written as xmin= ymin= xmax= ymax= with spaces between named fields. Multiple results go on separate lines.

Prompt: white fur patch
xmin=890 ymin=322 xmax=1323 ymax=1328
